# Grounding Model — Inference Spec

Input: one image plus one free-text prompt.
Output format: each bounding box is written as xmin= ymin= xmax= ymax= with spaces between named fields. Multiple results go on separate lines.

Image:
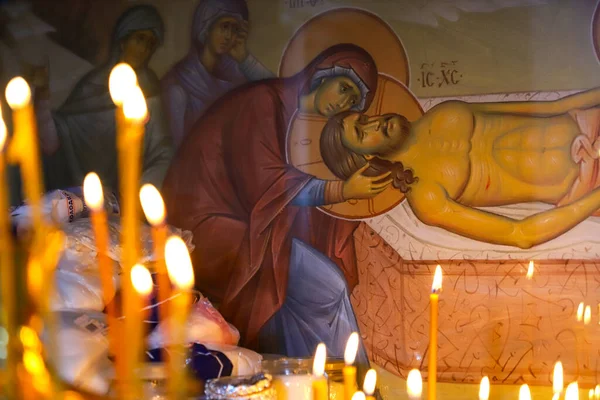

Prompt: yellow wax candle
xmin=5 ymin=77 xmax=44 ymax=233
xmin=553 ymin=361 xmax=564 ymax=396
xmin=519 ymin=384 xmax=531 ymax=400
xmin=428 ymin=265 xmax=442 ymax=400
xmin=129 ymin=264 xmax=153 ymax=397
xmin=343 ymin=332 xmax=359 ymax=400
xmin=111 ymin=66 xmax=146 ymax=388
xmin=0 ymin=112 xmax=18 ymax=398
xmin=406 ymin=369 xmax=422 ymax=400
xmin=565 ymin=382 xmax=578 ymax=400
xmin=139 ymin=184 xmax=171 ymax=320
xmin=363 ymin=369 xmax=377 ymax=400
xmin=312 ymin=343 xmax=328 ymax=400
xmin=479 ymin=376 xmax=490 ymax=400
xmin=352 ymin=392 xmax=366 ymax=400
xmin=83 ymin=172 xmax=123 ymax=393
xmin=165 ymin=236 xmax=195 ymax=400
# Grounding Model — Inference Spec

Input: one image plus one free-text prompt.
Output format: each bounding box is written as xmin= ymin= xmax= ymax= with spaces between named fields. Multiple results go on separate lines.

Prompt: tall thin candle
xmin=139 ymin=184 xmax=170 ymax=320
xmin=165 ymin=236 xmax=195 ymax=399
xmin=553 ymin=361 xmax=564 ymax=396
xmin=0 ymin=113 xmax=17 ymax=398
xmin=5 ymin=77 xmax=43 ymax=232
xmin=519 ymin=384 xmax=531 ymax=400
xmin=312 ymin=343 xmax=328 ymax=400
xmin=406 ymin=369 xmax=422 ymax=400
xmin=83 ymin=172 xmax=122 ymax=396
xmin=479 ymin=376 xmax=490 ymax=400
xmin=363 ymin=369 xmax=376 ymax=400
xmin=428 ymin=265 xmax=442 ymax=400
xmin=343 ymin=332 xmax=359 ymax=400
xmin=130 ymin=264 xmax=153 ymax=397
xmin=565 ymin=382 xmax=579 ymax=400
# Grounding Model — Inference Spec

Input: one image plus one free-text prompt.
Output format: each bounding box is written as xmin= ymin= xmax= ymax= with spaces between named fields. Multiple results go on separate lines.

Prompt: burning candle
xmin=553 ymin=361 xmax=564 ymax=395
xmin=565 ymin=382 xmax=579 ymax=400
xmin=407 ymin=369 xmax=422 ymax=400
xmin=83 ymin=173 xmax=116 ymax=319
xmin=577 ymin=302 xmax=584 ymax=322
xmin=519 ymin=384 xmax=531 ymax=400
xmin=526 ymin=260 xmax=534 ymax=280
xmin=83 ymin=172 xmax=121 ymax=385
xmin=429 ymin=265 xmax=442 ymax=400
xmin=351 ymin=392 xmax=366 ymax=400
xmin=479 ymin=376 xmax=490 ymax=400
xmin=165 ymin=235 xmax=195 ymax=399
xmin=129 ymin=264 xmax=153 ymax=397
xmin=343 ymin=332 xmax=359 ymax=400
xmin=0 ymin=111 xmax=17 ymax=398
xmin=595 ymin=384 xmax=599 ymax=399
xmin=363 ymin=369 xmax=376 ymax=400
xmin=312 ymin=343 xmax=328 ymax=400
xmin=5 ymin=77 xmax=44 ymax=233
xmin=139 ymin=184 xmax=171 ymax=321
xmin=109 ymin=63 xmax=137 ymax=136
xmin=585 ymin=305 xmax=592 ymax=325
xmin=590 ymin=389 xmax=595 ymax=399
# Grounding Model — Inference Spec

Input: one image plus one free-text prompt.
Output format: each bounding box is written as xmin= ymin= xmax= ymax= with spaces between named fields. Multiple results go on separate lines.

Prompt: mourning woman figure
xmin=31 ymin=5 xmax=172 ymax=195
xmin=162 ymin=44 xmax=388 ymax=352
xmin=161 ymin=0 xmax=273 ymax=148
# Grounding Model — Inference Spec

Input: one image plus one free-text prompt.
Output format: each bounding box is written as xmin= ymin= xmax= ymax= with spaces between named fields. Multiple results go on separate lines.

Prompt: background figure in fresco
xmin=320 ymin=90 xmax=600 ymax=248
xmin=23 ymin=5 xmax=172 ymax=200
xmin=161 ymin=0 xmax=274 ymax=148
xmin=162 ymin=44 xmax=388 ymax=361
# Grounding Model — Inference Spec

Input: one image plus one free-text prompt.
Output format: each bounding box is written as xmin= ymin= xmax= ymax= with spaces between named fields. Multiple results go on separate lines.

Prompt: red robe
xmin=162 ymin=44 xmax=378 ymax=347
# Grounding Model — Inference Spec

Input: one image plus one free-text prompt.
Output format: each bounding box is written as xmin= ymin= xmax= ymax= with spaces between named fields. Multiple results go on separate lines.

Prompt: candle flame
xmin=109 ymin=63 xmax=137 ymax=106
xmin=406 ymin=369 xmax=422 ymax=399
xmin=5 ymin=77 xmax=31 ymax=109
xmin=585 ymin=305 xmax=592 ymax=325
xmin=352 ymin=392 xmax=366 ymax=400
xmin=344 ymin=332 xmax=359 ymax=365
xmin=165 ymin=236 xmax=195 ymax=290
xmin=479 ymin=376 xmax=490 ymax=400
xmin=595 ymin=385 xmax=600 ymax=399
xmin=565 ymin=382 xmax=579 ymax=400
xmin=139 ymin=184 xmax=165 ymax=226
xmin=122 ymin=85 xmax=147 ymax=122
xmin=312 ymin=343 xmax=326 ymax=377
xmin=0 ymin=115 xmax=6 ymax=151
xmin=553 ymin=361 xmax=564 ymax=394
xmin=131 ymin=264 xmax=153 ymax=296
xmin=363 ymin=369 xmax=377 ymax=395
xmin=432 ymin=265 xmax=442 ymax=293
xmin=526 ymin=260 xmax=534 ymax=280
xmin=519 ymin=384 xmax=531 ymax=400
xmin=577 ymin=302 xmax=584 ymax=322
xmin=590 ymin=389 xmax=595 ymax=399
xmin=83 ymin=172 xmax=104 ymax=211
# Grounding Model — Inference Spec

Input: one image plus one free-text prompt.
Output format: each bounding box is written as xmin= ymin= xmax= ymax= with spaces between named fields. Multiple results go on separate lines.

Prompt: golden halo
xmin=278 ymin=7 xmax=410 ymax=85
xmin=285 ymin=74 xmax=423 ymax=220
xmin=592 ymin=0 xmax=600 ymax=63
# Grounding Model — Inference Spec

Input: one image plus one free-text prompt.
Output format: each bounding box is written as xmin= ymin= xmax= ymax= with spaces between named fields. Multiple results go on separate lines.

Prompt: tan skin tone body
xmin=341 ymin=87 xmax=600 ymax=249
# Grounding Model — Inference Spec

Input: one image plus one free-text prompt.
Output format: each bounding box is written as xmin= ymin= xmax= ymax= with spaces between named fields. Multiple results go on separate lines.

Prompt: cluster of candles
xmin=0 ymin=64 xmax=197 ymax=398
xmin=308 ymin=335 xmax=377 ymax=400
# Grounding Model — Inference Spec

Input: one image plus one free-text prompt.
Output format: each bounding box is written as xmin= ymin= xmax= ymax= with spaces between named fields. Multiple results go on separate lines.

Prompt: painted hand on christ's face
xmin=229 ymin=20 xmax=250 ymax=63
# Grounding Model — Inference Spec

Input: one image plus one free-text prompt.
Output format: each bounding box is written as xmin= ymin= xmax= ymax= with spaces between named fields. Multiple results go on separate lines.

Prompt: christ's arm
xmin=408 ymin=182 xmax=600 ymax=249
xmin=469 ymin=87 xmax=600 ymax=116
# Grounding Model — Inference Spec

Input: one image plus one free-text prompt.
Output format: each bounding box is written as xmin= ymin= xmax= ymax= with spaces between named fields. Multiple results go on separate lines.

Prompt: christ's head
xmin=320 ymin=111 xmax=417 ymax=193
